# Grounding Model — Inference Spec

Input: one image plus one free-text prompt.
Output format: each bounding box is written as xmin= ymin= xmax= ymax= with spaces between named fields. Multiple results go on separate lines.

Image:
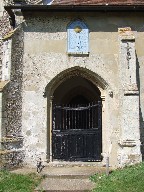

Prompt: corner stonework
xmin=118 ymin=27 xmax=142 ymax=167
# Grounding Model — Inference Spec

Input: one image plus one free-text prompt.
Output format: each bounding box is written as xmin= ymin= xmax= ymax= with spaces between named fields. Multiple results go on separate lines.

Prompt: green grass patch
xmin=0 ymin=170 xmax=43 ymax=192
xmin=91 ymin=162 xmax=144 ymax=192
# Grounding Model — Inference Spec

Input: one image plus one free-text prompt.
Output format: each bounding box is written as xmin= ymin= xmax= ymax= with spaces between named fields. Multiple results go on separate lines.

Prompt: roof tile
xmin=52 ymin=0 xmax=144 ymax=5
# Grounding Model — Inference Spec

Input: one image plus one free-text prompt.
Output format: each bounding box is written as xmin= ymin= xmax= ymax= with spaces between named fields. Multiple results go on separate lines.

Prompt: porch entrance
xmin=52 ymin=76 xmax=102 ymax=161
xmin=52 ymin=101 xmax=102 ymax=161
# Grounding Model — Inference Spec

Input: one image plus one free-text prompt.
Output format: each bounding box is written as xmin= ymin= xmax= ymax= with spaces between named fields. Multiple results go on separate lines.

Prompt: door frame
xmin=45 ymin=67 xmax=108 ymax=162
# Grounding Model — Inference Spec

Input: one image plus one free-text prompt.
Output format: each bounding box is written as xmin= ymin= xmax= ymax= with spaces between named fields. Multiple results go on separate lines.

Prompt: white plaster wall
xmin=21 ymin=12 xmax=144 ymax=166
xmin=22 ymin=91 xmax=47 ymax=164
xmin=22 ymin=53 xmax=119 ymax=165
xmin=22 ymin=15 xmax=120 ymax=165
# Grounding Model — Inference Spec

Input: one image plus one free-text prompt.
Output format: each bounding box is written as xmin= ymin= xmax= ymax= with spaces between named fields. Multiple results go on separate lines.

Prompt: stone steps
xmin=43 ymin=175 xmax=89 ymax=179
xmin=35 ymin=178 xmax=95 ymax=192
xmin=35 ymin=166 xmax=105 ymax=192
xmin=46 ymin=161 xmax=103 ymax=167
xmin=11 ymin=164 xmax=109 ymax=191
xmin=35 ymin=190 xmax=91 ymax=192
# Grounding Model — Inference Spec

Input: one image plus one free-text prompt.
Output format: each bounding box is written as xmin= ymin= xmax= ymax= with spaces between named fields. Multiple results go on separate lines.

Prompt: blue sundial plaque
xmin=67 ymin=20 xmax=89 ymax=54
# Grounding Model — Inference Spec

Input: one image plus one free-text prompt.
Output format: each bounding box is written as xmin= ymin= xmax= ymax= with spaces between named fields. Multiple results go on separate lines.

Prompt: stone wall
xmin=2 ymin=26 xmax=24 ymax=139
xmin=0 ymin=6 xmax=144 ymax=167
xmin=0 ymin=18 xmax=24 ymax=168
xmin=20 ymin=12 xmax=144 ymax=166
xmin=25 ymin=0 xmax=42 ymax=4
xmin=3 ymin=0 xmax=43 ymax=5
xmin=3 ymin=0 xmax=13 ymax=5
xmin=0 ymin=150 xmax=24 ymax=169
xmin=0 ymin=0 xmax=42 ymax=169
xmin=0 ymin=10 xmax=12 ymax=80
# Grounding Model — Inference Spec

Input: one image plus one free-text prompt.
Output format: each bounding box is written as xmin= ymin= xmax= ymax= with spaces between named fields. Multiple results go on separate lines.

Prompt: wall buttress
xmin=118 ymin=27 xmax=142 ymax=166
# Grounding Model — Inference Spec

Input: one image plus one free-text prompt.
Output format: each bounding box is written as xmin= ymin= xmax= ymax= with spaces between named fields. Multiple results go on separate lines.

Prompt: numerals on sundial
xmin=67 ymin=20 xmax=89 ymax=54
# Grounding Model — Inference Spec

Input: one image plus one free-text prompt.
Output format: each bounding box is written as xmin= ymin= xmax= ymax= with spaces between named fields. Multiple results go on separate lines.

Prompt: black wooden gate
xmin=52 ymin=101 xmax=102 ymax=161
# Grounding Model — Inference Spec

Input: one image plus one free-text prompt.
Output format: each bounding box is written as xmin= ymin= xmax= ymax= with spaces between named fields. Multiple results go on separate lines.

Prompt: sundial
xmin=67 ymin=20 xmax=89 ymax=54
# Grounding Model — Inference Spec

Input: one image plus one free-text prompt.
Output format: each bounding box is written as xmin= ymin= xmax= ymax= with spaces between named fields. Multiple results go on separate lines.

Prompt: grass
xmin=0 ymin=163 xmax=144 ymax=192
xmin=91 ymin=162 xmax=144 ymax=192
xmin=0 ymin=170 xmax=43 ymax=192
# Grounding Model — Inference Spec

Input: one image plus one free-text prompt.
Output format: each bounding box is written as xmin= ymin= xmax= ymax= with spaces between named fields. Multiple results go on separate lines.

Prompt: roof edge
xmin=4 ymin=4 xmax=144 ymax=27
xmin=4 ymin=4 xmax=144 ymax=12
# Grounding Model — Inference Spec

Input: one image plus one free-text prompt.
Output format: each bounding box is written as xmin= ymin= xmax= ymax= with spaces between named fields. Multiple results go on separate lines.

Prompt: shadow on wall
xmin=136 ymin=54 xmax=144 ymax=160
xmin=140 ymin=109 xmax=144 ymax=160
xmin=22 ymin=12 xmax=144 ymax=33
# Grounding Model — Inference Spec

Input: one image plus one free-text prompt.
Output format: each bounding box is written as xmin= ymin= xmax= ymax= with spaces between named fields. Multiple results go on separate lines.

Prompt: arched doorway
xmin=45 ymin=67 xmax=108 ymax=162
xmin=52 ymin=76 xmax=102 ymax=161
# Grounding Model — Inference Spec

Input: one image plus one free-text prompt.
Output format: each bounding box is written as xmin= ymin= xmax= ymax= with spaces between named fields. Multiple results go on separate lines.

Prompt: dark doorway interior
xmin=52 ymin=76 xmax=102 ymax=161
xmin=53 ymin=76 xmax=100 ymax=104
xmin=69 ymin=95 xmax=89 ymax=105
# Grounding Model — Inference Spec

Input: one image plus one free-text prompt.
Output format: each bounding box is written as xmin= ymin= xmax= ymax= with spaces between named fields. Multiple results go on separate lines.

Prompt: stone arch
xmin=45 ymin=66 xmax=109 ymax=162
xmin=45 ymin=66 xmax=109 ymax=98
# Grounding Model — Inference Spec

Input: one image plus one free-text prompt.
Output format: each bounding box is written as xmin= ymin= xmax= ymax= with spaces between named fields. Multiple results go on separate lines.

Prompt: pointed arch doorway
xmin=52 ymin=76 xmax=102 ymax=161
